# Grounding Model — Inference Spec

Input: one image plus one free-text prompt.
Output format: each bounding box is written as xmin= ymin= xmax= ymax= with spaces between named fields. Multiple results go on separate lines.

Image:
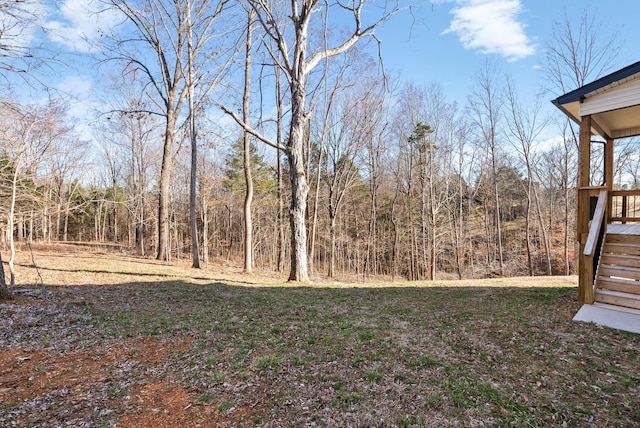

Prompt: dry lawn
xmin=1 ymin=244 xmax=639 ymax=427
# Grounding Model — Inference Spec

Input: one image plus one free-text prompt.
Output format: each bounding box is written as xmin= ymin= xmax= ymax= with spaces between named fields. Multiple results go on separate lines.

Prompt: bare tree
xmin=362 ymin=85 xmax=390 ymax=279
xmin=468 ymin=60 xmax=505 ymax=276
xmin=307 ymin=48 xmax=367 ymax=276
xmin=504 ymin=77 xmax=551 ymax=275
xmin=389 ymin=82 xmax=462 ymax=280
xmin=0 ymin=100 xmax=67 ymax=287
xmin=448 ymin=122 xmax=474 ymax=279
xmin=0 ymin=250 xmax=8 ymax=300
xmin=274 ymin=67 xmax=286 ymax=273
xmin=544 ymin=8 xmax=621 ymax=94
xmin=103 ymin=77 xmax=159 ymax=255
xmin=418 ymin=83 xmax=460 ymax=280
xmin=242 ymin=9 xmax=255 ymax=274
xmin=222 ymin=0 xmax=401 ymax=282
xmin=320 ymin=89 xmax=371 ymax=278
xmin=101 ymin=0 xmax=235 ymax=261
xmin=185 ymin=0 xmax=201 ymax=268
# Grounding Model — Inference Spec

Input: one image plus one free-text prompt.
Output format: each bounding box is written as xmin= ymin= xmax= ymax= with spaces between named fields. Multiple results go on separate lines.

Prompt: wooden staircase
xmin=593 ymin=227 xmax=640 ymax=310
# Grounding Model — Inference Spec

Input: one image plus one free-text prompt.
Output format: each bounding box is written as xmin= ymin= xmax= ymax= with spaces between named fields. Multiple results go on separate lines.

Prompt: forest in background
xmin=1 ymin=1 xmax=638 ymax=284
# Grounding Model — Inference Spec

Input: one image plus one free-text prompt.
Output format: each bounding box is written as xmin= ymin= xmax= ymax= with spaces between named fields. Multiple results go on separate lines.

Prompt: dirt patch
xmin=0 ymin=333 xmax=249 ymax=427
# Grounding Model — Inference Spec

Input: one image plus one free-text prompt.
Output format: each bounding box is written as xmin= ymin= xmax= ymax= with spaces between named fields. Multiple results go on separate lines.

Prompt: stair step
xmin=602 ymin=242 xmax=640 ymax=256
xmin=596 ymin=276 xmax=640 ymax=294
xmin=598 ymin=264 xmax=640 ymax=281
xmin=600 ymin=253 xmax=640 ymax=268
xmin=606 ymin=224 xmax=640 ymax=235
xmin=606 ymin=233 xmax=640 ymax=245
xmin=595 ymin=289 xmax=640 ymax=310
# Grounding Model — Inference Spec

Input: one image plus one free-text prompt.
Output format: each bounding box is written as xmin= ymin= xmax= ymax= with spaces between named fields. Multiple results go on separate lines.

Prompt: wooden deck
xmin=606 ymin=223 xmax=640 ymax=235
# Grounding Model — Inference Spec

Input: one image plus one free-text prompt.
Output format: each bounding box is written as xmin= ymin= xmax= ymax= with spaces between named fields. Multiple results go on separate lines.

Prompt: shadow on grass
xmin=41 ymin=279 xmax=585 ymax=334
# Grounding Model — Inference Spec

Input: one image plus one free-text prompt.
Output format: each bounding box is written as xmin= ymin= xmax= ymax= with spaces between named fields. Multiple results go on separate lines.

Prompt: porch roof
xmin=552 ymin=61 xmax=640 ymax=139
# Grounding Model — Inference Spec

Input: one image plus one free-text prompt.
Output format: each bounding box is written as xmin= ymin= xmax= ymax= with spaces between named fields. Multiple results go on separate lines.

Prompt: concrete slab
xmin=573 ymin=303 xmax=640 ymax=334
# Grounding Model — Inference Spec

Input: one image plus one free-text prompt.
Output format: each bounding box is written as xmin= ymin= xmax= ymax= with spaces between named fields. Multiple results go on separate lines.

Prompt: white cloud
xmin=55 ymin=75 xmax=99 ymax=123
xmin=44 ymin=0 xmax=120 ymax=52
xmin=442 ymin=0 xmax=535 ymax=62
xmin=57 ymin=74 xmax=92 ymax=99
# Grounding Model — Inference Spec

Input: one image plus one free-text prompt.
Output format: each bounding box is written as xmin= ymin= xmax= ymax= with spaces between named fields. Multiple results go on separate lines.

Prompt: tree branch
xmin=218 ymin=103 xmax=286 ymax=152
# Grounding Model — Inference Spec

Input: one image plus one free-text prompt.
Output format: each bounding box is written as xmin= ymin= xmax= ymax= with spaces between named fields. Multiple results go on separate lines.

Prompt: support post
xmin=577 ymin=115 xmax=592 ymax=305
xmin=605 ymin=137 xmax=614 ymax=222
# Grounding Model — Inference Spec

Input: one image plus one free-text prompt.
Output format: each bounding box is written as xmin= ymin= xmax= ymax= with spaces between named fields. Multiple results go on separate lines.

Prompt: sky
xmin=375 ymin=0 xmax=640 ymax=104
xmin=15 ymin=0 xmax=640 ymax=145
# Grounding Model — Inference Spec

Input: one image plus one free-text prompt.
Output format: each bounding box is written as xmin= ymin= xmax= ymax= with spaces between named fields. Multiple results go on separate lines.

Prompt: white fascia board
xmin=580 ymin=77 xmax=640 ymax=116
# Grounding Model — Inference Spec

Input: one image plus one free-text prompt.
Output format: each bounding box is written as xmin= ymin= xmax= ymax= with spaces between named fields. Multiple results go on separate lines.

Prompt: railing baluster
xmin=608 ymin=190 xmax=640 ymax=223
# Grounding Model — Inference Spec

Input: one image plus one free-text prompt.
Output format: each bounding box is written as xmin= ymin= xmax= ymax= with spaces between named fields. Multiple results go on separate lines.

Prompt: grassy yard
xmin=1 ymin=245 xmax=639 ymax=427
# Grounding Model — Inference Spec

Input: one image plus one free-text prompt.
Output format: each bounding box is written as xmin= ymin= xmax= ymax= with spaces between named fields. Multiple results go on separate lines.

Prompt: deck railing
xmin=584 ymin=190 xmax=608 ymax=304
xmin=611 ymin=190 xmax=640 ymax=223
xmin=577 ymin=188 xmax=640 ymax=305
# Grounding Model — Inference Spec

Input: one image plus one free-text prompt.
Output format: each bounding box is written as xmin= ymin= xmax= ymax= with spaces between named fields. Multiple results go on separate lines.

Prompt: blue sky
xmin=377 ymin=0 xmax=640 ymax=104
xmin=19 ymin=0 xmax=640 ymax=143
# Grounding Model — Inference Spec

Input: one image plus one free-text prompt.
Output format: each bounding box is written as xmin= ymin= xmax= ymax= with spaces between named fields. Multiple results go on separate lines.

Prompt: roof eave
xmin=551 ymin=98 xmax=580 ymax=124
xmin=550 ymin=98 xmax=612 ymax=140
xmin=553 ymin=61 xmax=640 ymax=105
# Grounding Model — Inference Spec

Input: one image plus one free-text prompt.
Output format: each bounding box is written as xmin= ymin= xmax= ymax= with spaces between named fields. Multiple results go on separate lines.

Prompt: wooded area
xmin=0 ymin=1 xmax=635 ymax=285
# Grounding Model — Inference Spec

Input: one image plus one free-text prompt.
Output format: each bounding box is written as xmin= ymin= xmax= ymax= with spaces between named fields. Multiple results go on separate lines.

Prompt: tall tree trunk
xmin=157 ymin=117 xmax=177 ymax=261
xmin=276 ymin=140 xmax=285 ymax=273
xmin=140 ymin=203 xmax=145 ymax=256
xmin=28 ymin=212 xmax=33 ymax=242
xmin=407 ymin=183 xmax=416 ymax=280
xmin=308 ymin=135 xmax=323 ymax=276
xmin=275 ymin=69 xmax=285 ymax=274
xmin=287 ymin=130 xmax=310 ymax=282
xmin=186 ymin=0 xmax=201 ymax=269
xmin=491 ymin=143 xmax=504 ymax=276
xmin=420 ymin=154 xmax=428 ymax=279
xmin=454 ymin=141 xmax=465 ymax=280
xmin=328 ymin=202 xmax=336 ymax=278
xmin=429 ymin=148 xmax=437 ymax=281
xmin=391 ymin=190 xmax=400 ymax=281
xmin=0 ymin=251 xmax=12 ymax=301
xmin=365 ymin=173 xmax=378 ymax=279
xmin=564 ymin=138 xmax=572 ymax=275
xmin=8 ymin=155 xmax=21 ymax=287
xmin=56 ymin=201 xmax=61 ymax=241
xmin=525 ymin=182 xmax=534 ymax=276
xmin=532 ymin=173 xmax=552 ymax=275
xmin=242 ymin=10 xmax=255 ymax=274
xmin=286 ymin=40 xmax=311 ymax=282
xmin=44 ymin=186 xmax=51 ymax=242
xmin=101 ymin=201 xmax=107 ymax=242
xmin=112 ymin=182 xmax=118 ymax=243
xmin=95 ymin=207 xmax=100 ymax=242
xmin=63 ymin=204 xmax=70 ymax=242
xmin=201 ymin=192 xmax=209 ymax=264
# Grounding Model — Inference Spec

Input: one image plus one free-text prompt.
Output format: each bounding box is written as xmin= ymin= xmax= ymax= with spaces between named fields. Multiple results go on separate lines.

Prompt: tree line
xmin=0 ymin=1 xmax=632 ymax=290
